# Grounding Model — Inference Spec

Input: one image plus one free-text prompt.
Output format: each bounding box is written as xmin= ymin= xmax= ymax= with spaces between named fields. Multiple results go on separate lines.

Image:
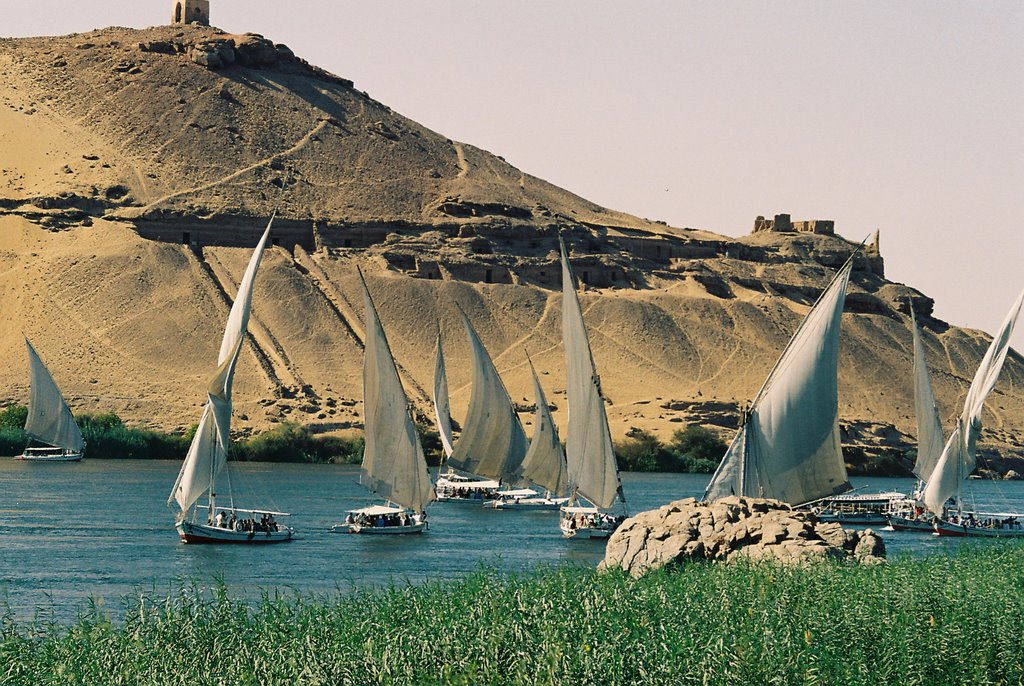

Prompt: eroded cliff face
xmin=1 ymin=26 xmax=1021 ymax=468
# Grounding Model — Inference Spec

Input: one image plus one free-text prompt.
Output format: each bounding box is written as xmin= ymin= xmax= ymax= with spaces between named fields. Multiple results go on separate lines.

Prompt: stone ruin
xmin=172 ymin=0 xmax=210 ymax=26
xmin=599 ymin=496 xmax=886 ymax=577
xmin=753 ymin=213 xmax=835 ymax=235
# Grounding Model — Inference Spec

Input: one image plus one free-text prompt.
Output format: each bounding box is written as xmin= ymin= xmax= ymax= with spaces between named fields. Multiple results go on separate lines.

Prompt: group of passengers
xmin=345 ymin=510 xmax=425 ymax=529
xmin=564 ymin=512 xmax=625 ymax=531
xmin=443 ymin=486 xmax=497 ymax=501
xmin=211 ymin=509 xmax=280 ymax=533
xmin=947 ymin=512 xmax=1022 ymax=530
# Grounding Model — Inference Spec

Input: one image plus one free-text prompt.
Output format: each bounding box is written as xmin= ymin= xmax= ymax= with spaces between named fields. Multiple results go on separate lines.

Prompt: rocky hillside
xmin=1 ymin=25 xmax=1022 ymax=468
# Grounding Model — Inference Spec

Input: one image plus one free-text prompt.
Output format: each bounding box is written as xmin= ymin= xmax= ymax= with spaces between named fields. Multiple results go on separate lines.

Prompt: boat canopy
xmin=347 ymin=504 xmax=410 ymax=516
xmin=561 ymin=505 xmax=601 ymax=515
xmin=495 ymin=488 xmax=539 ymax=498
xmin=443 ymin=477 xmax=501 ymax=489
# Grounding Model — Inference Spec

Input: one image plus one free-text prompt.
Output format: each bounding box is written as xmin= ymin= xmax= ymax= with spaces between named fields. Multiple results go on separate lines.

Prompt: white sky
xmin=5 ymin=1 xmax=1023 ymax=336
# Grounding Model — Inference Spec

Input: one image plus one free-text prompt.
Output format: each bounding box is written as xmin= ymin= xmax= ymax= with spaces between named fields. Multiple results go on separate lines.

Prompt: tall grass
xmin=3 ymin=545 xmax=1024 ymax=684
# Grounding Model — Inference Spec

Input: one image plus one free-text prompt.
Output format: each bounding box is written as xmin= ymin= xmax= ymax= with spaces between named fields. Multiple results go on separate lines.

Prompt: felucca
xmin=335 ymin=270 xmax=434 ymax=534
xmin=167 ymin=218 xmax=293 ymax=544
xmin=558 ymin=237 xmax=627 ymax=538
xmin=431 ymin=331 xmax=498 ymax=501
xmin=434 ymin=310 xmax=528 ymax=503
xmin=925 ymin=289 xmax=1024 ymax=538
xmin=704 ymin=247 xmax=859 ymax=507
xmin=886 ymin=305 xmax=948 ymax=532
xmin=488 ymin=356 xmax=570 ymax=510
xmin=17 ymin=339 xmax=86 ymax=462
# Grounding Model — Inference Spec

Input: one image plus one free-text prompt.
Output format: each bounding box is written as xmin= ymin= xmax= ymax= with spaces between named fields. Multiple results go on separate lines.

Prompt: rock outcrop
xmin=600 ymin=497 xmax=886 ymax=576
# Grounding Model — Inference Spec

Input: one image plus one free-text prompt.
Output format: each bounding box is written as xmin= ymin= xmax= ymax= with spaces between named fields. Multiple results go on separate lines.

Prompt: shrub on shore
xmin=615 ymin=426 xmax=726 ymax=473
xmin=3 ymin=545 xmax=1024 ymax=684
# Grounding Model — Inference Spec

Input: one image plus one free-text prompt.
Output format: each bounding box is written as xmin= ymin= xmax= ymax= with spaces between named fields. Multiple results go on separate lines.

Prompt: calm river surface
xmin=2 ymin=460 xmax=1023 ymax=622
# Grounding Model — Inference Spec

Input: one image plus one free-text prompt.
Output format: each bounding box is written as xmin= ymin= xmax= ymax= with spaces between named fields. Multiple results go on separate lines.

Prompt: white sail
xmin=23 ymin=339 xmax=85 ymax=452
xmin=358 ymin=272 xmax=435 ymax=513
xmin=515 ymin=358 xmax=569 ymax=496
xmin=705 ymin=254 xmax=855 ymax=504
xmin=924 ymin=289 xmax=1024 ymax=515
xmin=910 ymin=307 xmax=945 ymax=482
xmin=168 ymin=217 xmax=273 ymax=514
xmin=432 ymin=332 xmax=455 ymax=459
xmin=445 ymin=310 xmax=529 ymax=482
xmin=560 ymin=238 xmax=623 ymax=510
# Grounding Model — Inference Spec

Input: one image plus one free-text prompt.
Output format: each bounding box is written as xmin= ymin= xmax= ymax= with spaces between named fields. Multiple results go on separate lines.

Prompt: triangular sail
xmin=168 ymin=217 xmax=273 ymax=514
xmin=515 ymin=358 xmax=569 ymax=496
xmin=924 ymin=289 xmax=1024 ymax=515
xmin=358 ymin=271 xmax=435 ymax=513
xmin=23 ymin=339 xmax=84 ymax=452
xmin=432 ymin=332 xmax=455 ymax=459
xmin=445 ymin=310 xmax=529 ymax=482
xmin=910 ymin=307 xmax=945 ymax=482
xmin=560 ymin=238 xmax=623 ymax=510
xmin=705 ymin=254 xmax=855 ymax=504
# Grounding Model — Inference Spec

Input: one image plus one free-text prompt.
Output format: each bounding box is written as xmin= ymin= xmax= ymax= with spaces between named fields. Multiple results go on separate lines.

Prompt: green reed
xmin=3 ymin=544 xmax=1024 ymax=685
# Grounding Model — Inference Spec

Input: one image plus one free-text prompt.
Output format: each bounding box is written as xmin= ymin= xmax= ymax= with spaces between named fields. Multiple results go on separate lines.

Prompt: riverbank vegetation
xmin=0 ymin=402 xmax=919 ymax=476
xmin=3 ymin=545 xmax=1024 ymax=684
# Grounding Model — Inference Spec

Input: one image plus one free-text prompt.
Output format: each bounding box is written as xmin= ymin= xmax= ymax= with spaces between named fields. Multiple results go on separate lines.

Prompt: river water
xmin=2 ymin=460 xmax=1023 ymax=622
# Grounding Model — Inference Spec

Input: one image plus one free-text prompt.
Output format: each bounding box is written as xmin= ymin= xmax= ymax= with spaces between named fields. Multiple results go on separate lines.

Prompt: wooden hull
xmin=560 ymin=522 xmax=612 ymax=539
xmin=815 ymin=511 xmax=888 ymax=525
xmin=337 ymin=523 xmax=427 ymax=535
xmin=886 ymin=515 xmax=938 ymax=533
xmin=933 ymin=520 xmax=1024 ymax=538
xmin=488 ymin=497 xmax=568 ymax=511
xmin=17 ymin=451 xmax=83 ymax=462
xmin=176 ymin=521 xmax=294 ymax=544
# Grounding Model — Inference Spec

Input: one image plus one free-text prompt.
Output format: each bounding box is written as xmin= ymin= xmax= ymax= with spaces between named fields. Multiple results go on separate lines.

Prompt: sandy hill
xmin=1 ymin=25 xmax=1022 ymax=466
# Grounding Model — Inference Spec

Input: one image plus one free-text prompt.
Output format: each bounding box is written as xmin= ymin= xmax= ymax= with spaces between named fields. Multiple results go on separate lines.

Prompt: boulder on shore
xmin=599 ymin=496 xmax=886 ymax=577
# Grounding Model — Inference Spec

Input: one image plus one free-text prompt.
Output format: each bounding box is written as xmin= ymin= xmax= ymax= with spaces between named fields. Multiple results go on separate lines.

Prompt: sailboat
xmin=886 ymin=305 xmax=948 ymax=532
xmin=17 ymin=339 xmax=86 ymax=462
xmin=488 ymin=356 xmax=571 ymax=510
xmin=432 ymin=332 xmax=499 ymax=501
xmin=558 ymin=237 xmax=627 ymax=538
xmin=925 ymin=289 xmax=1024 ymax=538
xmin=704 ymin=246 xmax=860 ymax=507
xmin=434 ymin=310 xmax=528 ymax=503
xmin=167 ymin=217 xmax=293 ymax=544
xmin=335 ymin=269 xmax=435 ymax=534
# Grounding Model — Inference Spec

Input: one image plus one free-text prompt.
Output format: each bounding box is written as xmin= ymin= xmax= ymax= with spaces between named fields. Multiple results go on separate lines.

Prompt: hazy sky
xmin=6 ymin=1 xmax=1023 ymax=336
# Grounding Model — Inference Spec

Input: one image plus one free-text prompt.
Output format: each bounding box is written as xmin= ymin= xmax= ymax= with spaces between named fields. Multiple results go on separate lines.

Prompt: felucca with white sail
xmin=336 ymin=270 xmax=434 ymax=534
xmin=167 ymin=217 xmax=293 ymax=544
xmin=886 ymin=305 xmax=948 ymax=532
xmin=924 ymin=289 xmax=1024 ymax=538
xmin=432 ymin=331 xmax=499 ymax=501
xmin=434 ymin=310 xmax=528 ymax=503
xmin=17 ymin=339 xmax=86 ymax=462
xmin=704 ymin=246 xmax=860 ymax=507
xmin=558 ymin=238 xmax=627 ymax=538
xmin=488 ymin=356 xmax=570 ymax=510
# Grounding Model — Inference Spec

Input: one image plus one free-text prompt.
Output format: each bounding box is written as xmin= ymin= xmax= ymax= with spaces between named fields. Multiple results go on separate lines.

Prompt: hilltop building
xmin=753 ymin=213 xmax=835 ymax=235
xmin=172 ymin=0 xmax=209 ymax=26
